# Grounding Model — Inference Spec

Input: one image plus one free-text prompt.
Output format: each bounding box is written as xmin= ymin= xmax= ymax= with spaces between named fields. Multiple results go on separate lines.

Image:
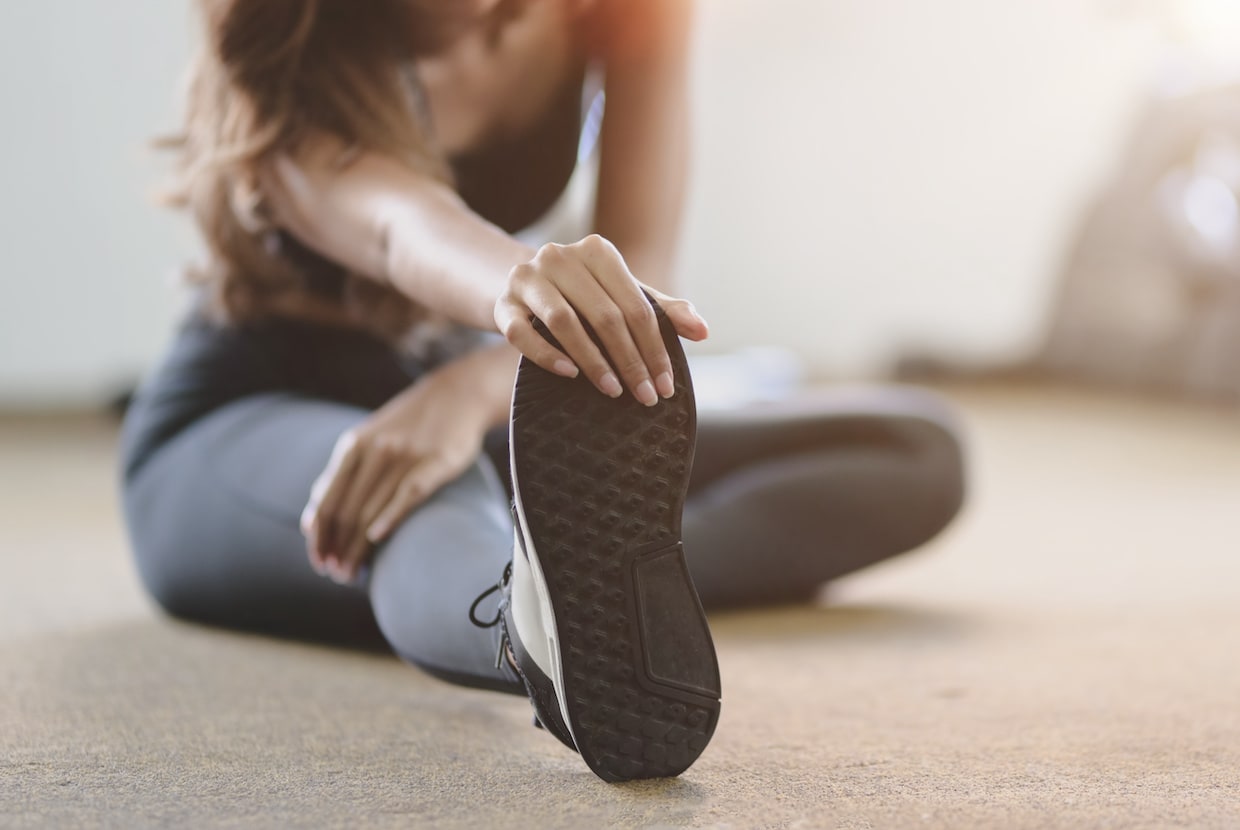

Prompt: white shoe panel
xmin=510 ymin=529 xmax=554 ymax=678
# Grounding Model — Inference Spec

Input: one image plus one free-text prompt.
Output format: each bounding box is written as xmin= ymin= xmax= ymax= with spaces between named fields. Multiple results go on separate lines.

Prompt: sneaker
xmin=469 ymin=560 xmax=578 ymax=753
xmin=505 ymin=298 xmax=722 ymax=782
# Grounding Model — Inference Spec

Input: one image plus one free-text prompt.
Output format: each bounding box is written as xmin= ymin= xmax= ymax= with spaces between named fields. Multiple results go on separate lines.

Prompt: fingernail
xmin=636 ymin=379 xmax=658 ymax=407
xmin=553 ymin=359 xmax=579 ymax=378
xmin=367 ymin=521 xmax=387 ymax=544
xmin=655 ymin=372 xmax=674 ymax=398
xmin=600 ymin=372 xmax=623 ymax=398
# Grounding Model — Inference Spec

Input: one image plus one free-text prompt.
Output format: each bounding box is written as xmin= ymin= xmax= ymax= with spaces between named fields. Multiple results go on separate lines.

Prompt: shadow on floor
xmin=707 ymin=601 xmax=977 ymax=647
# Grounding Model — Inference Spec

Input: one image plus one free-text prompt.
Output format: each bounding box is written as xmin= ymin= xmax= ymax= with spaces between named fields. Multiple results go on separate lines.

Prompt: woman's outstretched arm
xmin=592 ymin=0 xmax=694 ymax=293
xmin=265 ymin=139 xmax=706 ymax=406
xmin=266 ymin=144 xmax=530 ymax=333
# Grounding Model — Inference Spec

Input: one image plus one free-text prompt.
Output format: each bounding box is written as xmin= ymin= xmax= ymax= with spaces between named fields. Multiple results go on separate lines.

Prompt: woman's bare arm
xmin=267 ymin=146 xmax=533 ymax=332
xmin=592 ymin=0 xmax=694 ymax=293
xmin=265 ymin=137 xmax=707 ymax=406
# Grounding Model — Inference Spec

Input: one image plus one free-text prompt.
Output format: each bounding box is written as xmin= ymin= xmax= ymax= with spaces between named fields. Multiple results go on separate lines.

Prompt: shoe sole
xmin=509 ymin=304 xmax=722 ymax=782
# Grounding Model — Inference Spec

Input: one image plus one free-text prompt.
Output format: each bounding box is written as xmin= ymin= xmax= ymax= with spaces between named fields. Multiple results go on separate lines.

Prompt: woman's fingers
xmin=301 ymin=430 xmax=398 ymax=581
xmin=495 ymin=291 xmax=582 ymax=380
xmin=366 ymin=459 xmax=453 ymax=545
xmin=332 ymin=464 xmax=405 ymax=582
xmin=306 ymin=444 xmax=451 ymax=583
xmin=307 ymin=445 xmax=472 ymax=585
xmin=327 ymin=444 xmax=393 ymax=581
xmin=644 ymin=286 xmax=711 ymax=342
xmin=522 ymin=252 xmax=637 ymax=399
xmin=548 ymin=259 xmax=659 ymax=405
xmin=574 ymin=237 xmax=673 ymax=402
xmin=357 ymin=465 xmax=407 ymax=544
xmin=499 ymin=265 xmax=627 ymax=399
xmin=305 ymin=442 xmax=464 ymax=583
xmin=301 ymin=432 xmax=362 ymax=571
xmin=496 ymin=235 xmax=712 ymax=405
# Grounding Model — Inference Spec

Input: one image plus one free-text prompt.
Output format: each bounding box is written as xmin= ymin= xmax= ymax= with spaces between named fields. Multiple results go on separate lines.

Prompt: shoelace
xmin=468 ymin=559 xmax=570 ymax=742
xmin=468 ymin=562 xmax=513 ymax=669
xmin=468 ymin=561 xmax=512 ymax=628
xmin=470 ymin=505 xmax=524 ymax=630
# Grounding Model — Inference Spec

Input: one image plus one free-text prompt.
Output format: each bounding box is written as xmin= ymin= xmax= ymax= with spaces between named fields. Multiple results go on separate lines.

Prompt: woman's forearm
xmin=267 ymin=145 xmax=707 ymax=409
xmin=439 ymin=338 xmax=523 ymax=429
xmin=381 ymin=177 xmax=536 ymax=330
xmin=267 ymin=144 xmax=534 ymax=331
xmin=592 ymin=0 xmax=694 ymax=294
xmin=593 ymin=81 xmax=689 ymax=294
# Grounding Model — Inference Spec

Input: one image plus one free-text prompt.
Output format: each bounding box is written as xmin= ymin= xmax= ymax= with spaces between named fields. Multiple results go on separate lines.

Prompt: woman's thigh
xmin=690 ymin=385 xmax=963 ymax=493
xmin=122 ymin=393 xmax=385 ymax=646
xmin=680 ymin=385 xmax=966 ymax=606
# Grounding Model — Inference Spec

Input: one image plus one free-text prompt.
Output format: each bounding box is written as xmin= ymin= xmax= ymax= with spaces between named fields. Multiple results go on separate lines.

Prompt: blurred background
xmin=2 ymin=0 xmax=1240 ymax=405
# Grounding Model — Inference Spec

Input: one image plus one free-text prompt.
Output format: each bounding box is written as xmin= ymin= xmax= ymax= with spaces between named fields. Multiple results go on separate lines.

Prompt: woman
xmin=121 ymin=0 xmax=965 ymax=782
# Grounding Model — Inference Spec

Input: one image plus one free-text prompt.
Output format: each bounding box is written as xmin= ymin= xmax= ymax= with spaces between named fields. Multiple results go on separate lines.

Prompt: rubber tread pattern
xmin=510 ymin=303 xmax=722 ymax=782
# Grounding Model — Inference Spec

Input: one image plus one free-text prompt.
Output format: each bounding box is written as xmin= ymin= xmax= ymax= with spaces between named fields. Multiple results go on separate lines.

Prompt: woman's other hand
xmin=494 ymin=234 xmax=709 ymax=406
xmin=299 ymin=345 xmax=517 ymax=583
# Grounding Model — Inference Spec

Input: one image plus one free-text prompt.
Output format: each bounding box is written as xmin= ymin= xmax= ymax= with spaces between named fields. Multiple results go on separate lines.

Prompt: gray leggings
xmin=122 ymin=387 xmax=964 ymax=695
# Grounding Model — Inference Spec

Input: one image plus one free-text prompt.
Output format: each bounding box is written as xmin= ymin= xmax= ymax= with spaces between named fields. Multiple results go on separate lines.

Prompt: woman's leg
xmin=123 ymin=393 xmax=522 ymax=694
xmin=681 ymin=386 xmax=966 ymax=608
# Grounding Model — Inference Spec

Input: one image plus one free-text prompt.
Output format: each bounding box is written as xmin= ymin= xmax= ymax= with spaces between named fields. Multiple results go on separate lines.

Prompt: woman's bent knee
xmin=892 ymin=412 xmax=967 ymax=546
xmin=366 ymin=459 xmax=512 ymax=669
xmin=123 ymin=464 xmax=183 ymax=614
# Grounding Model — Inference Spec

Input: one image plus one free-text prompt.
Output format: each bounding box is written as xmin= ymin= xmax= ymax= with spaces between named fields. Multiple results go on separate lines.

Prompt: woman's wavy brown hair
xmin=162 ymin=0 xmax=470 ymax=340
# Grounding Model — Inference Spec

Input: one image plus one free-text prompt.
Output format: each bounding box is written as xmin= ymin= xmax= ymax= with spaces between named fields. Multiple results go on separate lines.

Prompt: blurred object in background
xmin=1161 ymin=0 xmax=1240 ymax=67
xmin=1039 ymin=79 xmax=1240 ymax=402
xmin=688 ymin=348 xmax=807 ymax=411
xmin=903 ymin=0 xmax=1240 ymax=403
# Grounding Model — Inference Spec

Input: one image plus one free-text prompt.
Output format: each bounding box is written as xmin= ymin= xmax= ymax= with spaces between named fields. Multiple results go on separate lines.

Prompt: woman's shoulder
xmin=582 ymin=0 xmax=692 ymax=60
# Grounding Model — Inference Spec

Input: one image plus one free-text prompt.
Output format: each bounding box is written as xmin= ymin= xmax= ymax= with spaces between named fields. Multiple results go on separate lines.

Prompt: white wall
xmin=680 ymin=0 xmax=1166 ymax=375
xmin=0 ymin=0 xmax=1169 ymax=405
xmin=0 ymin=0 xmax=194 ymax=407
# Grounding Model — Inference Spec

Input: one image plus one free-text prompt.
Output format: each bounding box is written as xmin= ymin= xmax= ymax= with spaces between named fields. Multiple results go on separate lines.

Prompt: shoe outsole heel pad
xmin=510 ymin=303 xmax=722 ymax=782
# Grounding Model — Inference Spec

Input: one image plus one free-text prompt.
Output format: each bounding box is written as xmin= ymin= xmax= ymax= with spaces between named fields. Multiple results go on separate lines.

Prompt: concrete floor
xmin=2 ymin=384 xmax=1238 ymax=829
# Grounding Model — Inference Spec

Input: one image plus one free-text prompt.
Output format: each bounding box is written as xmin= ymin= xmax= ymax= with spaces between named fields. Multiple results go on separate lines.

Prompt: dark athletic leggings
xmin=122 ymin=382 xmax=964 ymax=696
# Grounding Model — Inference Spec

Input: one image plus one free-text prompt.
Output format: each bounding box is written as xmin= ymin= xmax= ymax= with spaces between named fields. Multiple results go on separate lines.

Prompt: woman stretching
xmin=121 ymin=0 xmax=965 ymax=782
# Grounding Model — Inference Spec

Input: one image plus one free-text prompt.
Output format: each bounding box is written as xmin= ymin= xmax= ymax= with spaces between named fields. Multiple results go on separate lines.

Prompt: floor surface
xmin=2 ymin=384 xmax=1237 ymax=829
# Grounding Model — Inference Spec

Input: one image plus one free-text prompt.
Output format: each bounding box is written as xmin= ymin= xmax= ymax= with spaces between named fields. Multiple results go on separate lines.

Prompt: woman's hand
xmin=494 ymin=234 xmax=709 ymax=406
xmin=299 ymin=345 xmax=517 ymax=583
